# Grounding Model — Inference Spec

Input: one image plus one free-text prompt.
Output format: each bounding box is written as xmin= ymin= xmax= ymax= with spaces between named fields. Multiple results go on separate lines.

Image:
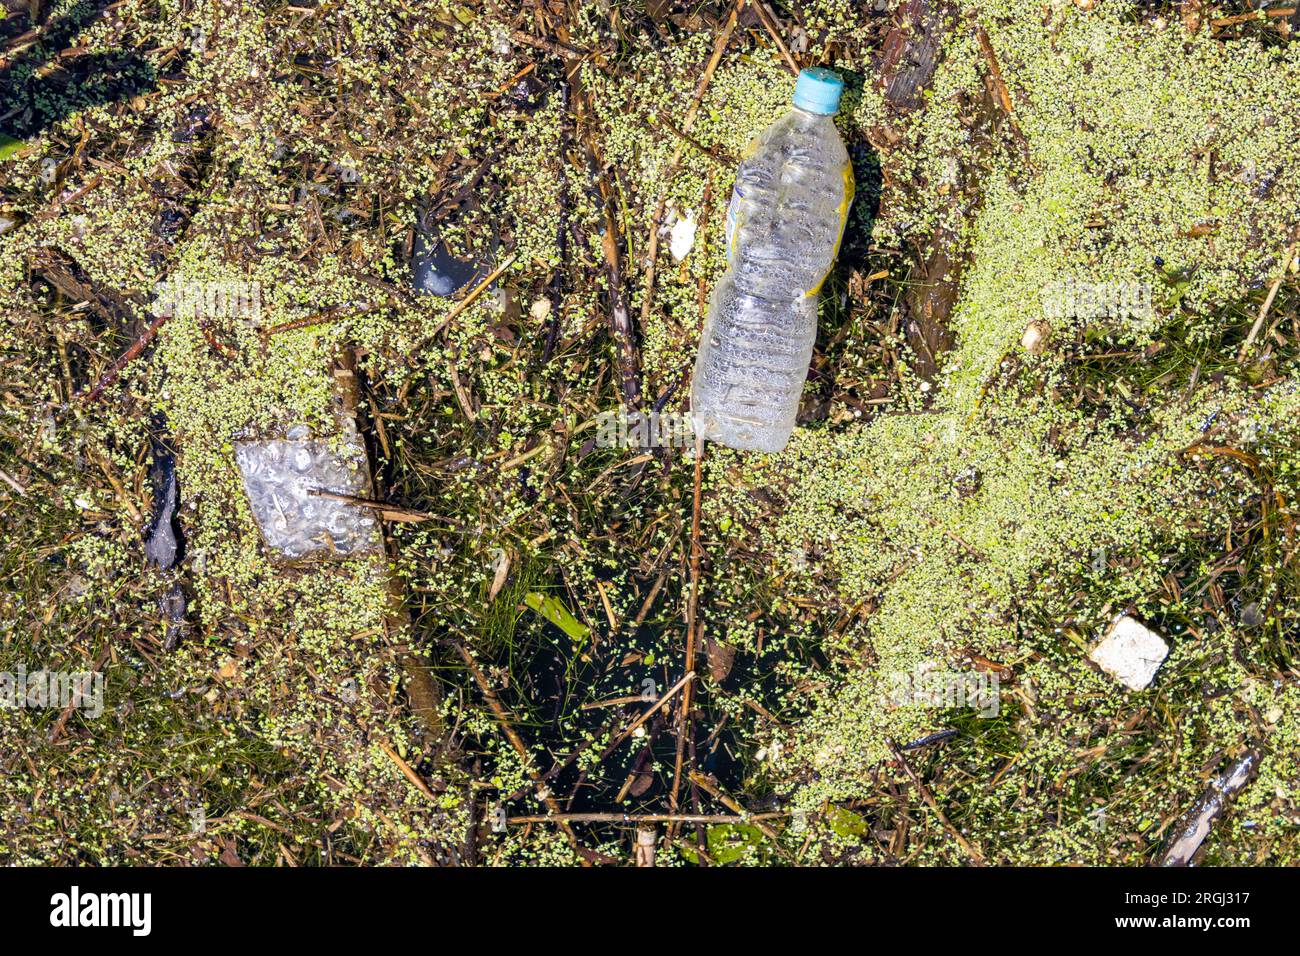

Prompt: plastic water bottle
xmin=690 ymin=68 xmax=854 ymax=453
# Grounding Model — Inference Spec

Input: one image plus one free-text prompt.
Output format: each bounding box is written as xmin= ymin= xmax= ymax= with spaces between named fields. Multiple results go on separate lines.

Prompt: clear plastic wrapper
xmin=235 ymin=421 xmax=382 ymax=560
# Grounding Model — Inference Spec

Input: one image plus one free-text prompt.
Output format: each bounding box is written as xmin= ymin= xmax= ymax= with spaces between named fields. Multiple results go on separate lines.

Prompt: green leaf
xmin=678 ymin=823 xmax=767 ymax=865
xmin=524 ymin=592 xmax=591 ymax=645
xmin=0 ymin=133 xmax=27 ymax=161
xmin=826 ymin=806 xmax=869 ymax=839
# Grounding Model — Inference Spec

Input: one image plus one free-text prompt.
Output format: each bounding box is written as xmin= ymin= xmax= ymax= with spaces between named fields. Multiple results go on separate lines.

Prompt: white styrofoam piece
xmin=1089 ymin=615 xmax=1169 ymax=691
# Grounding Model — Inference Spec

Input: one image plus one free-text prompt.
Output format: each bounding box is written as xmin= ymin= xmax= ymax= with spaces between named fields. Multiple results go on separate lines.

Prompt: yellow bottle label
xmin=807 ymin=161 xmax=856 ymax=298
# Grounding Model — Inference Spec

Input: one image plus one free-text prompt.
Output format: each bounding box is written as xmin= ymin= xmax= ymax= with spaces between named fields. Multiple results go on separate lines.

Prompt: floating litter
xmin=235 ymin=420 xmax=382 ymax=560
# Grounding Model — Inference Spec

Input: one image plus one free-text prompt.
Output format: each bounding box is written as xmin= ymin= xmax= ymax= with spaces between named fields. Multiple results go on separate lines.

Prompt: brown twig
xmin=873 ymin=0 xmax=949 ymax=113
xmin=1239 ymin=231 xmax=1298 ymax=360
xmin=450 ymin=639 xmax=585 ymax=857
xmin=33 ymin=173 xmax=103 ymax=225
xmin=581 ymin=694 xmax=650 ymax=710
xmin=611 ymin=670 xmax=695 ymax=750
xmin=0 ymin=468 xmax=27 ymax=496
xmin=430 ymin=252 xmax=518 ymax=340
xmin=334 ymin=352 xmax=446 ymax=741
xmin=78 ymin=310 xmax=169 ymax=404
xmin=406 ymin=253 xmax=518 ymax=360
xmin=750 ymin=1 xmax=800 ymax=77
xmin=647 ymin=111 xmax=736 ymax=168
xmin=633 ymin=570 xmax=668 ymax=628
xmin=542 ymin=78 xmax=572 ymax=366
xmin=1211 ymin=7 xmax=1295 ymax=28
xmin=35 ymin=262 xmax=134 ymax=327
xmin=554 ymin=671 xmax=697 ymax=812
xmin=500 ymin=737 xmax=599 ymax=806
xmin=258 ymin=304 xmax=363 ymax=341
xmin=887 ymin=738 xmax=986 ymax=865
xmin=615 ymin=745 xmax=654 ymax=804
xmin=871 ymin=1 xmax=964 ymax=384
xmin=588 ymin=110 xmax=643 ymax=411
xmin=639 ymin=0 xmax=742 ymax=345
xmin=308 ymin=488 xmax=444 ymax=524
xmin=508 ymin=810 xmax=789 ymax=825
xmin=509 ymin=28 xmax=585 ymax=59
xmin=48 ymin=643 xmax=111 ymax=744
xmin=379 ymin=741 xmax=438 ymax=801
xmin=669 ymin=435 xmax=706 ymax=818
xmin=688 ymin=771 xmax=795 ymax=862
xmin=975 ymin=25 xmax=1014 ymax=115
xmin=500 ymin=670 xmax=694 ymax=806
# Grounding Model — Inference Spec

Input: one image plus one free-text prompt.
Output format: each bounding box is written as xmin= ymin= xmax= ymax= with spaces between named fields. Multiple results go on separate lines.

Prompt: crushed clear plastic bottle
xmin=691 ymin=68 xmax=854 ymax=453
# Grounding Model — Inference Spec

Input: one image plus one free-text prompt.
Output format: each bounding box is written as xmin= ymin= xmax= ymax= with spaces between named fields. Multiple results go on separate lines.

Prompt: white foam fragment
xmin=669 ymin=213 xmax=697 ymax=262
xmin=1089 ymin=615 xmax=1169 ymax=691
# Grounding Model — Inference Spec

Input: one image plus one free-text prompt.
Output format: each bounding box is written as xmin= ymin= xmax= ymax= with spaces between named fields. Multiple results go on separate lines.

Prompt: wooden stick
xmin=259 ymin=304 xmax=365 ymax=340
xmin=581 ymin=694 xmax=649 ymax=711
xmin=379 ymin=741 xmax=437 ymax=801
xmin=499 ymin=671 xmax=693 ymax=805
xmin=334 ymin=351 xmax=446 ymax=741
xmin=591 ymin=119 xmax=643 ymax=411
xmin=539 ymin=672 xmax=696 ymax=812
xmin=488 ymin=62 xmax=537 ymax=98
xmin=508 ymin=811 xmax=789 ymax=825
xmin=888 ymin=738 xmax=986 ymax=865
xmin=508 ymin=28 xmax=585 ymax=59
xmin=450 ymin=639 xmax=585 ymax=856
xmin=975 ymin=25 xmax=1014 ymax=116
xmin=614 ymin=671 xmax=695 ymax=749
xmin=48 ymin=643 xmax=111 ymax=744
xmin=751 ymin=1 xmax=800 ymax=76
xmin=1239 ymin=232 xmax=1298 ymax=360
xmin=307 ymin=489 xmax=440 ymax=524
xmin=0 ymin=468 xmax=27 ymax=496
xmin=647 ymin=111 xmax=735 ymax=168
xmin=639 ymin=0 xmax=742 ymax=339
xmin=670 ymin=434 xmax=706 ymax=816
xmin=78 ymin=310 xmax=168 ymax=404
xmin=1212 ymin=7 xmax=1295 ymax=28
xmin=615 ymin=748 xmax=652 ymax=805
xmin=688 ymin=771 xmax=795 ymax=862
xmin=427 ymin=252 xmax=518 ymax=342
xmin=633 ymin=570 xmax=668 ymax=628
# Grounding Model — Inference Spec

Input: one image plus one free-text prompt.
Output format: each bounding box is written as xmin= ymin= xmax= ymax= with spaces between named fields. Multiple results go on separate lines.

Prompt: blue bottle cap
xmin=792 ymin=67 xmax=845 ymax=115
